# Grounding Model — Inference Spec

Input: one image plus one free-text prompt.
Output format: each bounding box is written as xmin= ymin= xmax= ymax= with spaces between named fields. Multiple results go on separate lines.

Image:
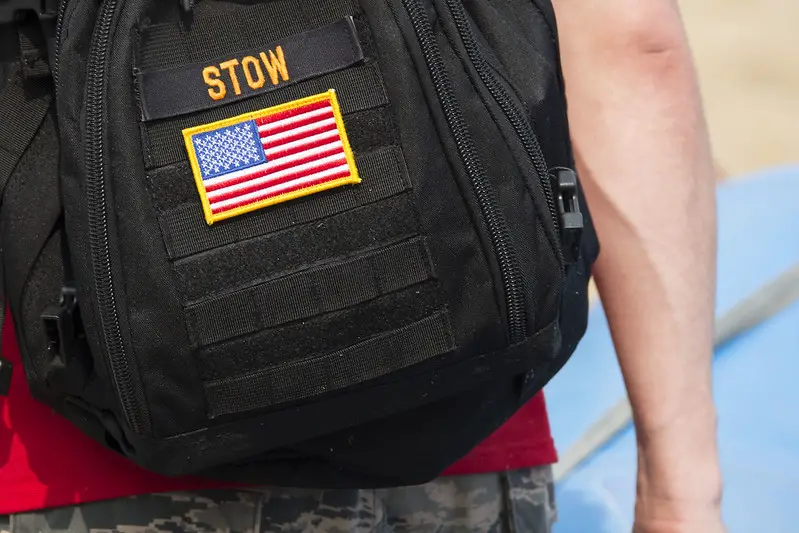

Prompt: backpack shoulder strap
xmin=0 ymin=20 xmax=54 ymax=395
xmin=0 ymin=20 xmax=52 ymax=195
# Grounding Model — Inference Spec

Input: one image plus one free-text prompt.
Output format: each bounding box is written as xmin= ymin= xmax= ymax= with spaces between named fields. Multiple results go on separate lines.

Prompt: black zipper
xmin=443 ymin=0 xmax=563 ymax=267
xmin=402 ymin=0 xmax=526 ymax=342
xmin=85 ymin=0 xmax=149 ymax=433
xmin=52 ymin=0 xmax=68 ymax=89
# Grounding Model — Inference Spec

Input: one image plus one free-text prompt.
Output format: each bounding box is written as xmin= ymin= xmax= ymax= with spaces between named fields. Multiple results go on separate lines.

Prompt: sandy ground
xmin=678 ymin=0 xmax=799 ymax=177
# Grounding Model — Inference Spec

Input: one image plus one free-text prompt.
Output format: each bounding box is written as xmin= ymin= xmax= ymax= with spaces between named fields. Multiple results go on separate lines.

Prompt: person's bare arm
xmin=551 ymin=1 xmax=723 ymax=531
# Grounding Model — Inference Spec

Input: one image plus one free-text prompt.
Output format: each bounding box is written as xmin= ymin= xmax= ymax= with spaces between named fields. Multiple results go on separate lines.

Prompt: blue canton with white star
xmin=192 ymin=120 xmax=267 ymax=180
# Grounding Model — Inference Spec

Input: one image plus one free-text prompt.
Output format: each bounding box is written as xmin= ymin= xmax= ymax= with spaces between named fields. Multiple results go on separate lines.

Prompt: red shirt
xmin=0 ymin=316 xmax=556 ymax=514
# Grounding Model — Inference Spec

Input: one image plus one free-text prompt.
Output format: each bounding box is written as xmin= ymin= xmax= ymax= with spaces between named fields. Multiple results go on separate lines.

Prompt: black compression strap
xmin=187 ymin=237 xmax=434 ymax=346
xmin=0 ymin=66 xmax=51 ymax=194
xmin=205 ymin=310 xmax=454 ymax=418
xmin=159 ymin=146 xmax=410 ymax=259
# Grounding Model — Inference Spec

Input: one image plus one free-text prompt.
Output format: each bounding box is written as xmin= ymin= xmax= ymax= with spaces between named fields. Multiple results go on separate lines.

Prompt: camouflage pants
xmin=1 ymin=466 xmax=555 ymax=533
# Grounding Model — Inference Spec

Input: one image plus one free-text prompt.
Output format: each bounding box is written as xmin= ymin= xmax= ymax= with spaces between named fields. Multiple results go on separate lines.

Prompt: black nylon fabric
xmin=0 ymin=24 xmax=58 ymax=398
xmin=0 ymin=102 xmax=62 ymax=403
xmin=2 ymin=110 xmax=61 ymax=380
xmin=186 ymin=236 xmax=434 ymax=345
xmin=0 ymin=67 xmax=51 ymax=191
xmin=174 ymin=193 xmax=420 ymax=302
xmin=4 ymin=0 xmax=598 ymax=487
xmin=195 ymin=281 xmax=444 ymax=381
xmin=431 ymin=0 xmax=562 ymax=333
xmin=205 ymin=310 xmax=454 ymax=418
xmin=55 ymin=0 xmax=118 ymax=427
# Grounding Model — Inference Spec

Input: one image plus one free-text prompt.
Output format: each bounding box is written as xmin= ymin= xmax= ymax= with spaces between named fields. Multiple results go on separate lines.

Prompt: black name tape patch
xmin=136 ymin=17 xmax=364 ymax=122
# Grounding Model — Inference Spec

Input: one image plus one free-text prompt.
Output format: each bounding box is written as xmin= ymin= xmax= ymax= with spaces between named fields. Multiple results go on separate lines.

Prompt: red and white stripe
xmin=205 ymin=100 xmax=352 ymax=215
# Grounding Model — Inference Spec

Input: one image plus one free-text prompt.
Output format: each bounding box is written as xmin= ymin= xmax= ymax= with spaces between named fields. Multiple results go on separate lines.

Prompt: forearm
xmin=555 ymin=1 xmax=720 ymax=499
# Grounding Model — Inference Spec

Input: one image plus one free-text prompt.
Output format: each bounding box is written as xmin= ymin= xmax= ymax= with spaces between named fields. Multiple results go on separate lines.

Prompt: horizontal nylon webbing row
xmin=194 ymin=281 xmax=443 ymax=380
xmin=205 ymin=310 xmax=454 ymax=418
xmin=159 ymin=145 xmax=409 ymax=259
xmin=186 ymin=237 xmax=434 ymax=346
xmin=144 ymin=63 xmax=388 ymax=169
xmin=175 ymin=193 xmax=420 ymax=302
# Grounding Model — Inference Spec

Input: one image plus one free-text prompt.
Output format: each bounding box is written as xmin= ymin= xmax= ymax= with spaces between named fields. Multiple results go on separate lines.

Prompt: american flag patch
xmin=183 ymin=90 xmax=360 ymax=224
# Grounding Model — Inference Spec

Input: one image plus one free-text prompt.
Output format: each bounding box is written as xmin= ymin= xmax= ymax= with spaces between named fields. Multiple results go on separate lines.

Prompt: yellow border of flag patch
xmin=182 ymin=89 xmax=361 ymax=225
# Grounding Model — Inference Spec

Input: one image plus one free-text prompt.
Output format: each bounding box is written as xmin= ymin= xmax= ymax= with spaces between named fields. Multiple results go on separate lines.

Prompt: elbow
xmin=556 ymin=0 xmax=702 ymax=98
xmin=613 ymin=4 xmax=694 ymax=65
xmin=625 ymin=19 xmax=688 ymax=58
xmin=556 ymin=0 xmax=697 ymax=73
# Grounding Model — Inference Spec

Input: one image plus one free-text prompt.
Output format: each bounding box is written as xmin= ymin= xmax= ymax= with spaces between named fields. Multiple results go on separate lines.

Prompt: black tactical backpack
xmin=0 ymin=0 xmax=598 ymax=488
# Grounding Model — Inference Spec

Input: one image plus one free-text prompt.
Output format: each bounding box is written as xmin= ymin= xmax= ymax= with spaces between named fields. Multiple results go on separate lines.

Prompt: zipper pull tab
xmin=0 ymin=355 xmax=12 ymax=396
xmin=179 ymin=0 xmax=195 ymax=12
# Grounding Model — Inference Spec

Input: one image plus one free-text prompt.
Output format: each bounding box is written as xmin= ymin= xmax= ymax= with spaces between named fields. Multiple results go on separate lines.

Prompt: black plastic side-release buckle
xmin=42 ymin=285 xmax=92 ymax=394
xmin=43 ymin=285 xmax=80 ymax=364
xmin=553 ymin=167 xmax=584 ymax=264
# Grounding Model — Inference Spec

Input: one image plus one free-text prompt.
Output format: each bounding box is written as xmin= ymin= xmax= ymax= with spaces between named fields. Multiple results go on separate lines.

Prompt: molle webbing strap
xmin=174 ymin=193 xmax=420 ymax=302
xmin=195 ymin=282 xmax=443 ymax=382
xmin=205 ymin=310 xmax=454 ymax=418
xmin=186 ymin=237 xmax=434 ymax=346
